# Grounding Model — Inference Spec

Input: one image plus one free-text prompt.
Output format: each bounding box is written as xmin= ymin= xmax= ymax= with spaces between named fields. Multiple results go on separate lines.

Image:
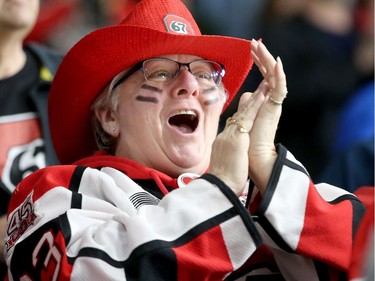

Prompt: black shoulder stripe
xmin=126 ymin=209 xmax=240 ymax=264
xmin=201 ymin=174 xmax=262 ymax=247
xmin=70 ymin=192 xmax=82 ymax=209
xmin=255 ymin=145 xmax=286 ymax=215
xmin=67 ymin=247 xmax=123 ymax=268
xmin=317 ymin=193 xmax=366 ymax=241
xmin=257 ymin=145 xmax=309 ymax=215
xmin=69 ymin=166 xmax=86 ymax=209
xmin=66 ymin=209 xmax=239 ymax=266
xmin=253 ymin=215 xmax=293 ymax=253
xmin=328 ymin=194 xmax=361 ymax=205
xmin=284 ymin=158 xmax=309 ymax=176
xmin=68 ymin=245 xmax=177 ymax=280
xmin=351 ymin=196 xmax=367 ymax=241
xmin=68 ymin=166 xmax=87 ymax=192
xmin=59 ymin=213 xmax=72 ymax=247
xmin=276 ymin=144 xmax=309 ymax=177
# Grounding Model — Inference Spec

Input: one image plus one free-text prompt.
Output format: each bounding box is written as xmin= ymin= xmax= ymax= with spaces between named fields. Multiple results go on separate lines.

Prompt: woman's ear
xmin=95 ymin=108 xmax=119 ymax=137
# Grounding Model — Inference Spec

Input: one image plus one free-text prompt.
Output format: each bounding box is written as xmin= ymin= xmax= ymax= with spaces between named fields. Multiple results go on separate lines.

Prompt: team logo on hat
xmin=164 ymin=14 xmax=195 ymax=35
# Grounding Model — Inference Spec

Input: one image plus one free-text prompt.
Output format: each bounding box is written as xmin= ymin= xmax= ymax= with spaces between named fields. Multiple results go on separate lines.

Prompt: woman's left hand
xmin=232 ymin=40 xmax=287 ymax=193
xmin=245 ymin=39 xmax=288 ymax=193
xmin=211 ymin=40 xmax=287 ymax=195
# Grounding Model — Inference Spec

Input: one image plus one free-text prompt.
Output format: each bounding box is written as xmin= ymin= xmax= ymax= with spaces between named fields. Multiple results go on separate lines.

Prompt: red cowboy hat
xmin=49 ymin=0 xmax=253 ymax=164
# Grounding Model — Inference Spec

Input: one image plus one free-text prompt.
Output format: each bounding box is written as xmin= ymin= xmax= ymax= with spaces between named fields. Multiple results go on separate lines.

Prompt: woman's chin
xmin=164 ymin=157 xmax=209 ymax=177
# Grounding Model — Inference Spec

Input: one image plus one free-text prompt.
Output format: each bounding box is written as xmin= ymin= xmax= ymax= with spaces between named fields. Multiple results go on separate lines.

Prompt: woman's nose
xmin=171 ymin=68 xmax=200 ymax=98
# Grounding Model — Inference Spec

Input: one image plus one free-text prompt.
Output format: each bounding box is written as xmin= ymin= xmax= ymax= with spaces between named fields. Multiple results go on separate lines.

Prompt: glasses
xmin=112 ymin=58 xmax=225 ymax=90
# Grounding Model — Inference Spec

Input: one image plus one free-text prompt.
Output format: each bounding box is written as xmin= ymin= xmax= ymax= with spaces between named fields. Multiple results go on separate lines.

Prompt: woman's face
xmin=99 ymin=54 xmax=226 ymax=177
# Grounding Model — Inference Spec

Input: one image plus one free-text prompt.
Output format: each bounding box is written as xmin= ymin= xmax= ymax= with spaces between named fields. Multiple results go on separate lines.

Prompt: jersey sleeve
xmin=248 ymin=144 xmax=366 ymax=280
xmin=4 ymin=165 xmax=261 ymax=281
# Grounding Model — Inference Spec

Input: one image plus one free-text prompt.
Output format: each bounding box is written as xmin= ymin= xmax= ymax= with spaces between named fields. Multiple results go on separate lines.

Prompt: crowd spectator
xmin=0 ymin=0 xmax=62 ymax=279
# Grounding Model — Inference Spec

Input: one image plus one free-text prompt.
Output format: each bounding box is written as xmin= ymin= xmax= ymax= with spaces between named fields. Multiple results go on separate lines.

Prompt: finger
xmin=237 ymin=80 xmax=268 ymax=111
xmin=267 ymin=57 xmax=287 ymax=105
xmin=252 ymin=40 xmax=277 ymax=89
xmin=251 ymin=50 xmax=268 ymax=79
xmin=237 ymin=92 xmax=254 ymax=112
xmin=257 ymin=41 xmax=277 ymax=74
xmin=223 ymin=93 xmax=261 ymax=137
xmin=274 ymin=57 xmax=287 ymax=96
xmin=255 ymin=79 xmax=270 ymax=96
xmin=251 ymin=59 xmax=285 ymax=134
xmin=251 ymin=41 xmax=268 ymax=78
xmin=232 ymin=88 xmax=267 ymax=132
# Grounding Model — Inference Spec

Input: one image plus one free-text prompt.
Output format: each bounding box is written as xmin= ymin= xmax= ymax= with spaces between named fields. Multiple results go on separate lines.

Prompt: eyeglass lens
xmin=142 ymin=58 xmax=224 ymax=88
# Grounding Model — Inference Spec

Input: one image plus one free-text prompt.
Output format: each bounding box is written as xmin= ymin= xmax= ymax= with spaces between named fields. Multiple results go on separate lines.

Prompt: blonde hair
xmin=90 ymin=72 xmax=125 ymax=153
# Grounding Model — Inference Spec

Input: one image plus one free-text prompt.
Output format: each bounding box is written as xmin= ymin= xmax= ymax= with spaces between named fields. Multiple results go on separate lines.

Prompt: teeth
xmin=175 ymin=110 xmax=196 ymax=116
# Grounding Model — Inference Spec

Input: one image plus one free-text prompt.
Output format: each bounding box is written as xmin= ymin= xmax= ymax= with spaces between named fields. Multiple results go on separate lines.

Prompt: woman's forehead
xmin=154 ymin=54 xmax=204 ymax=62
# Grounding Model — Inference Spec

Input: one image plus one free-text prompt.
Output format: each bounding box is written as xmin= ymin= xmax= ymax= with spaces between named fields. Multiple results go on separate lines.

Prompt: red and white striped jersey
xmin=4 ymin=145 xmax=365 ymax=280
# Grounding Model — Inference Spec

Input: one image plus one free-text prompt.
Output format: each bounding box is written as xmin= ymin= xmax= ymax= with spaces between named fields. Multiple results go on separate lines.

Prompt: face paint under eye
xmin=135 ymin=95 xmax=159 ymax=103
xmin=135 ymin=84 xmax=163 ymax=104
xmin=203 ymin=96 xmax=219 ymax=106
xmin=201 ymin=86 xmax=216 ymax=93
xmin=141 ymin=84 xmax=163 ymax=93
xmin=201 ymin=87 xmax=220 ymax=106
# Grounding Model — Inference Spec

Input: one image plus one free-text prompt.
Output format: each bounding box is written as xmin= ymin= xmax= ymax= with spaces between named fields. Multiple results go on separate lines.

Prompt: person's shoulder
xmin=8 ymin=165 xmax=81 ymax=214
xmin=17 ymin=165 xmax=81 ymax=191
xmin=24 ymin=42 xmax=63 ymax=74
xmin=25 ymin=42 xmax=62 ymax=57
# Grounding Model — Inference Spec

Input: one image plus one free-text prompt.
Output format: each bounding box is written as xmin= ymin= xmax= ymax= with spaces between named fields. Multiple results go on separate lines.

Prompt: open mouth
xmin=168 ymin=110 xmax=199 ymax=134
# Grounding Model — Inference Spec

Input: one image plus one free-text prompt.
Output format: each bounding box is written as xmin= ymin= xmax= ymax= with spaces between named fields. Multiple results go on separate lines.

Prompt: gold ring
xmin=226 ymin=116 xmax=238 ymax=126
xmin=269 ymin=96 xmax=283 ymax=105
xmin=226 ymin=117 xmax=248 ymax=133
xmin=236 ymin=123 xmax=249 ymax=133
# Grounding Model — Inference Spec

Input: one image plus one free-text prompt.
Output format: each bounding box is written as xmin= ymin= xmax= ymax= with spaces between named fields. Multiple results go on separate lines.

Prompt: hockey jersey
xmin=4 ymin=145 xmax=365 ymax=280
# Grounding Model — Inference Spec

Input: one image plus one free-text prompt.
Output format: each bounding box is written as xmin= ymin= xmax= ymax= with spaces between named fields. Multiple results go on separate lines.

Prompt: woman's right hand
xmin=209 ymin=88 xmax=266 ymax=196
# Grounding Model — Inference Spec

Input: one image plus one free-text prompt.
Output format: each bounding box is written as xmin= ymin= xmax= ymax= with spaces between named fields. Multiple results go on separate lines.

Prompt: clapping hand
xmin=210 ymin=40 xmax=287 ymax=196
